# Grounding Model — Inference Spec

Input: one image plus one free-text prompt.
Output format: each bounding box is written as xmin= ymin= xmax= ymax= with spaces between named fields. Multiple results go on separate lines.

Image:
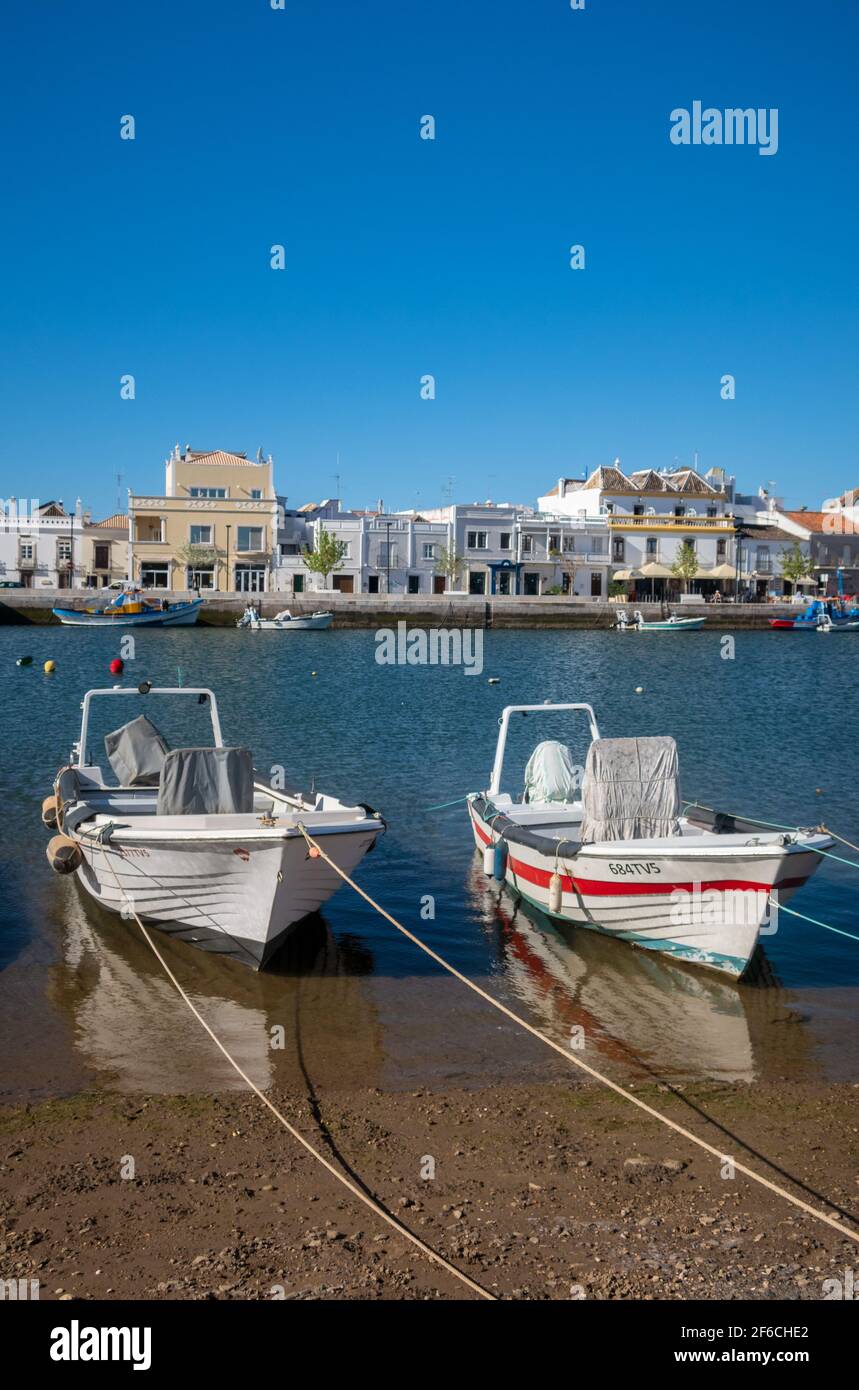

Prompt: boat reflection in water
xmin=48 ymin=878 xmax=382 ymax=1095
xmin=466 ymin=861 xmax=816 ymax=1086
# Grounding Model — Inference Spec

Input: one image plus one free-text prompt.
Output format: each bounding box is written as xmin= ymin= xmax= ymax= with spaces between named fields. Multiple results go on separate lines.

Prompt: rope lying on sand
xmin=93 ymin=839 xmax=495 ymax=1302
xmin=297 ymin=823 xmax=859 ymax=1252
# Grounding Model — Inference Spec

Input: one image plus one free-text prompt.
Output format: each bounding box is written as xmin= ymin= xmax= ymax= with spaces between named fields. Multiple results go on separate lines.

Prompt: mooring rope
xmin=92 ymin=840 xmax=495 ymax=1301
xmin=768 ymin=896 xmax=859 ymax=945
xmin=297 ymin=824 xmax=859 ymax=1251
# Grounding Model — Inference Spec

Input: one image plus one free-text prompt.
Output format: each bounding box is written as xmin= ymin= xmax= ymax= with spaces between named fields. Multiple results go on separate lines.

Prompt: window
xmin=141 ymin=565 xmax=169 ymax=588
xmin=187 ymin=566 xmax=214 ymax=590
xmin=249 ymin=489 xmax=262 ymax=499
xmin=56 ymin=539 xmax=72 ymax=561
xmin=280 ymin=542 xmax=299 ymax=556
xmin=466 ymin=530 xmax=488 ymax=549
xmin=717 ymin=538 xmax=727 ymax=560
xmin=499 ymin=532 xmax=511 ymax=551
xmin=188 ymin=487 xmax=227 ymax=499
xmin=562 ymin=535 xmax=574 ymax=552
xmin=633 ymin=504 xmax=644 ymax=516
xmin=591 ymin=536 xmax=605 ymax=555
xmin=674 ymin=505 xmax=685 ymax=517
xmin=94 ymin=543 xmax=110 ymax=569
xmin=19 ymin=541 xmax=34 ymax=560
xmin=367 ymin=575 xmax=379 ymax=594
xmin=612 ymin=538 xmax=625 ymax=562
xmin=707 ymin=506 xmax=718 ymax=518
xmin=549 ymin=533 xmax=560 ymax=552
xmin=378 ymin=542 xmax=398 ymax=567
xmin=189 ymin=525 xmax=212 ymax=545
xmin=646 ymin=537 xmax=658 ymax=557
xmin=756 ymin=546 xmax=771 ymax=573
xmin=684 ymin=538 xmax=696 ymax=552
xmin=236 ymin=526 xmax=263 ymax=552
xmin=422 ymin=543 xmax=436 ymax=560
xmin=522 ymin=535 xmax=534 ymax=555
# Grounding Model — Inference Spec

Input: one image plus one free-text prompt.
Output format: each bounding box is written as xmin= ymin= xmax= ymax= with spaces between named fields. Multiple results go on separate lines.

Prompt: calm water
xmin=1 ymin=624 xmax=857 ymax=1099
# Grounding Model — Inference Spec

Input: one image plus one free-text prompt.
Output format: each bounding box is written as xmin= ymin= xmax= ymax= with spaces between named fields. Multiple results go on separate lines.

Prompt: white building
xmin=538 ymin=463 xmax=737 ymax=599
xmin=0 ymin=498 xmax=84 ymax=589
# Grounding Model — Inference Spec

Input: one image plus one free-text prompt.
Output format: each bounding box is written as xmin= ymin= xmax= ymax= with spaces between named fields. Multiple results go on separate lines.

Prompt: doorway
xmin=468 ymin=571 xmax=486 ymax=595
xmin=235 ymin=566 xmax=266 ymax=594
xmin=590 ymin=572 xmax=602 ymax=598
xmin=433 ymin=575 xmax=446 ymax=594
xmin=523 ymin=572 xmax=539 ymax=596
xmin=333 ymin=575 xmax=354 ymax=593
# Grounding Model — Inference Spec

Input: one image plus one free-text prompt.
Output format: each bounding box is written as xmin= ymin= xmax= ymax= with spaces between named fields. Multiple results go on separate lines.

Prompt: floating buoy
xmin=488 ymin=677 xmax=500 ymax=685
xmin=308 ymin=846 xmax=321 ymax=859
xmin=16 ymin=656 xmax=33 ymax=667
xmin=44 ymin=660 xmax=56 ymax=674
xmin=492 ymin=840 xmax=508 ymax=881
xmin=41 ymin=794 xmax=59 ymax=828
xmin=635 ymin=686 xmax=643 ymax=694
xmin=482 ymin=843 xmax=494 ymax=875
xmin=311 ymin=671 xmax=318 ymax=677
xmin=548 ymin=870 xmax=563 ymax=914
xmin=46 ymin=834 xmax=82 ymax=875
xmin=110 ymin=657 xmax=124 ymax=676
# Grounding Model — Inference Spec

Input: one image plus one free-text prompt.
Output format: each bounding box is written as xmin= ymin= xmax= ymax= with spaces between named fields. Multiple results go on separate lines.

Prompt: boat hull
xmin=244 ymin=613 xmax=333 ymax=631
xmin=468 ymin=801 xmax=818 ymax=979
xmin=638 ymin=617 xmax=706 ymax=631
xmin=53 ymin=600 xmax=203 ymax=628
xmin=73 ymin=823 xmax=378 ymax=968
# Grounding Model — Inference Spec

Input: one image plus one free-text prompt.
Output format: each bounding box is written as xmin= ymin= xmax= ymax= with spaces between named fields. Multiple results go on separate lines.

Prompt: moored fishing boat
xmin=615 ymin=609 xmax=705 ymax=632
xmin=54 ymin=587 xmax=203 ymax=628
xmin=236 ymin=605 xmax=333 ymax=631
xmin=768 ymin=599 xmax=859 ymax=631
xmin=42 ymin=684 xmax=383 ymax=968
xmin=467 ymin=703 xmax=831 ymax=979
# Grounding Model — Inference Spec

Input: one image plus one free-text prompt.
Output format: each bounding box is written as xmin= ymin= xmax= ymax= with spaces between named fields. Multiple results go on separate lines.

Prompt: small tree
xmin=435 ymin=544 xmax=464 ymax=589
xmin=175 ymin=542 xmax=219 ymax=589
xmin=671 ymin=540 xmax=699 ymax=594
xmin=302 ymin=526 xmax=348 ymax=588
xmin=779 ymin=542 xmax=814 ymax=591
xmin=549 ymin=546 xmax=577 ymax=596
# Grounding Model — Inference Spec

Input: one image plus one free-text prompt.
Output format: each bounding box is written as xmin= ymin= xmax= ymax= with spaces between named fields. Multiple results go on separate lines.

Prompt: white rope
xmin=90 ymin=837 xmax=495 ymax=1301
xmin=297 ymin=824 xmax=859 ymax=1251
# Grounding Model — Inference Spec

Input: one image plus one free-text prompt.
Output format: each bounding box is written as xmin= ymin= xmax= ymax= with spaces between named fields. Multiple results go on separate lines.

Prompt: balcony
xmin=609 ymin=515 xmax=734 ymax=530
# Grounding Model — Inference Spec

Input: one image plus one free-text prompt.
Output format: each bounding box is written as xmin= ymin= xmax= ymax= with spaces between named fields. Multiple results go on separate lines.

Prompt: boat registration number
xmin=608 ymin=861 xmax=661 ymax=876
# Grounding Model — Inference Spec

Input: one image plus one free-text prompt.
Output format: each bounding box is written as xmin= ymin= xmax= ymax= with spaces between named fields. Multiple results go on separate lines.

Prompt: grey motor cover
xmin=580 ymin=736 xmax=680 ymax=844
xmin=156 ymin=746 xmax=254 ymax=816
xmin=104 ymin=714 xmax=170 ymax=786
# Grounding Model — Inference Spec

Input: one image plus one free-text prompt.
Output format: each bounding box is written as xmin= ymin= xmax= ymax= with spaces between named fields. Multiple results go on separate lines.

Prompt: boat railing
xmin=488 ymin=703 xmax=601 ymax=797
xmin=75 ymin=686 xmax=223 ymax=766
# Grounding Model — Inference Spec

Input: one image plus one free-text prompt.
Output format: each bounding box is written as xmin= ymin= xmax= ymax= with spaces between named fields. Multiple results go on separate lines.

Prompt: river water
xmin=1 ymin=624 xmax=857 ymax=1099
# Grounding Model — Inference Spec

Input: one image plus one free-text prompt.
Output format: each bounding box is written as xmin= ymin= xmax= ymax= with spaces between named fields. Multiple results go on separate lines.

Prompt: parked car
xmin=0 ymin=579 xmax=24 ymax=588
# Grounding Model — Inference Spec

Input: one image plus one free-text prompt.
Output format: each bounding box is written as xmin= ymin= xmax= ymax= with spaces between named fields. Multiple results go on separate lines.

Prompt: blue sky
xmin=0 ymin=0 xmax=856 ymax=517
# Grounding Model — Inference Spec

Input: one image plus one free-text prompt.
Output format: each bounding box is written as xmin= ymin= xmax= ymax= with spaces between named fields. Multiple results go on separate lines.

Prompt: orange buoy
xmin=46 ymin=835 xmax=82 ymax=875
xmin=41 ymin=795 xmax=59 ymax=828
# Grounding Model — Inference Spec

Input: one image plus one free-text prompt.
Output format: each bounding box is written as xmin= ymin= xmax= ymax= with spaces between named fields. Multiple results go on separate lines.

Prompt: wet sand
xmin=2 ymin=1077 xmax=857 ymax=1300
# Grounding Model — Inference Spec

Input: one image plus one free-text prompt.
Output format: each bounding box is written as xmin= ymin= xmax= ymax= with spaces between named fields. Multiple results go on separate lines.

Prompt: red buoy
xmin=110 ymin=657 xmax=124 ymax=676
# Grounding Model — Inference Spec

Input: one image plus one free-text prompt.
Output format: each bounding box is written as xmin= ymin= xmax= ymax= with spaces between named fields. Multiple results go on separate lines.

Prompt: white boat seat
xmin=156 ymin=746 xmax=254 ymax=816
xmin=104 ymin=714 xmax=169 ymax=787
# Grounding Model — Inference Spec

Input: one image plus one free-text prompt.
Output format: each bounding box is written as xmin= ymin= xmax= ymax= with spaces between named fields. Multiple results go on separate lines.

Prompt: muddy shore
xmin=2 ymin=1079 xmax=857 ymax=1301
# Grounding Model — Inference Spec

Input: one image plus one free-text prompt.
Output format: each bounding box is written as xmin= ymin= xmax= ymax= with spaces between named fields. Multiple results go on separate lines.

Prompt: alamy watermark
xmin=670 ymin=102 xmax=778 ymax=156
xmin=375 ymin=621 xmax=483 ymax=676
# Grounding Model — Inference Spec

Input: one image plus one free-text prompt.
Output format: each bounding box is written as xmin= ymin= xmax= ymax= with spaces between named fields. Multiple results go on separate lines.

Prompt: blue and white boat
xmin=54 ymin=588 xmax=203 ymax=627
xmin=615 ymin=609 xmax=706 ymax=632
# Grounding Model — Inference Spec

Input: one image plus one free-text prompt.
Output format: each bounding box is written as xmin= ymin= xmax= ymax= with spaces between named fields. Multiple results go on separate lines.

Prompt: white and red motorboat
xmin=467 ymin=703 xmax=831 ymax=980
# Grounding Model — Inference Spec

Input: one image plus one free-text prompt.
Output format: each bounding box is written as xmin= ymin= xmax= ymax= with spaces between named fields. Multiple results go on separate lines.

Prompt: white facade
xmin=0 ymin=499 xmax=85 ymax=589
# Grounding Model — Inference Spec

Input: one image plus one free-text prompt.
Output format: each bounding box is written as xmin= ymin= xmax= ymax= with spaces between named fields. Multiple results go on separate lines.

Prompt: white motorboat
xmin=236 ymin=606 xmax=333 ymax=631
xmin=615 ymin=608 xmax=706 ymax=632
xmin=467 ymin=703 xmax=831 ymax=979
xmin=43 ymin=684 xmax=383 ymax=968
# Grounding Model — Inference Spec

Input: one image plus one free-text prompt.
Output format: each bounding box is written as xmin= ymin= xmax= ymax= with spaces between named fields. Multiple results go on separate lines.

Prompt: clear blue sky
xmin=0 ymin=0 xmax=856 ymax=517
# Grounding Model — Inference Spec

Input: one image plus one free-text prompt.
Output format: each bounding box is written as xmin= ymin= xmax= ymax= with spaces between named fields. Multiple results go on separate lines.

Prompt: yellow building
xmin=129 ymin=446 xmax=278 ymax=593
xmin=82 ymin=513 xmax=129 ymax=588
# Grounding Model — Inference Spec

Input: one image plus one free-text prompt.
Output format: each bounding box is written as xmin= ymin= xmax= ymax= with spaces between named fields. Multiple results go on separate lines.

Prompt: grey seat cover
xmin=156 ymin=747 xmax=254 ymax=816
xmin=580 ymin=736 xmax=680 ymax=844
xmin=105 ymin=715 xmax=170 ymax=786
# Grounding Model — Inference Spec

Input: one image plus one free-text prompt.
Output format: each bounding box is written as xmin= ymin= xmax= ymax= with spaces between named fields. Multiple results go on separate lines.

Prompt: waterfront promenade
xmin=0 ymin=590 xmax=799 ymax=629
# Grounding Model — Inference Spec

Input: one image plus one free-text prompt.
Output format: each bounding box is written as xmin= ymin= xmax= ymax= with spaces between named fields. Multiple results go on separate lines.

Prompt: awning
xmin=702 ymin=563 xmax=737 ymax=580
xmin=611 ymin=568 xmax=639 ymax=581
xmin=639 ymin=562 xmax=674 ymax=578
